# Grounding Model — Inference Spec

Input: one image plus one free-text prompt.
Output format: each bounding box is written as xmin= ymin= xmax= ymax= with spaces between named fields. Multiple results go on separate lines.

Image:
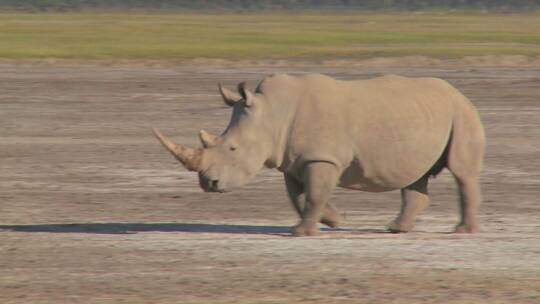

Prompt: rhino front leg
xmin=291 ymin=162 xmax=340 ymax=236
xmin=284 ymin=173 xmax=305 ymax=218
xmin=388 ymin=176 xmax=430 ymax=233
xmin=284 ymin=173 xmax=341 ymax=228
xmin=321 ymin=201 xmax=341 ymax=228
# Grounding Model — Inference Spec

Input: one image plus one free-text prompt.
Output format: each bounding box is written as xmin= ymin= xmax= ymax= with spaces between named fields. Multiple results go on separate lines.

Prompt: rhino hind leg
xmin=447 ymin=146 xmax=483 ymax=233
xmin=388 ymin=176 xmax=430 ymax=233
xmin=452 ymin=175 xmax=481 ymax=233
xmin=446 ymin=108 xmax=485 ymax=233
xmin=284 ymin=173 xmax=341 ymax=229
xmin=290 ymin=162 xmax=340 ymax=236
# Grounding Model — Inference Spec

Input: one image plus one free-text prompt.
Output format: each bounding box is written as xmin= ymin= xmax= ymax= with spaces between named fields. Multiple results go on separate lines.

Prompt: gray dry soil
xmin=0 ymin=60 xmax=539 ymax=303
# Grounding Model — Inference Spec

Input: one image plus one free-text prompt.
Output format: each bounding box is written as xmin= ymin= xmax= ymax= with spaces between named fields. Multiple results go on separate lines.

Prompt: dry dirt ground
xmin=1 ymin=59 xmax=539 ymax=303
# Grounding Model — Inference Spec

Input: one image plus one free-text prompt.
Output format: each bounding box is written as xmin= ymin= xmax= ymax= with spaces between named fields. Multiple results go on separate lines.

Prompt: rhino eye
xmin=229 ymin=145 xmax=237 ymax=151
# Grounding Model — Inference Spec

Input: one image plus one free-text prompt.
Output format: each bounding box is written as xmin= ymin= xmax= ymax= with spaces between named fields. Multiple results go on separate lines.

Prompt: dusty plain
xmin=0 ymin=58 xmax=539 ymax=303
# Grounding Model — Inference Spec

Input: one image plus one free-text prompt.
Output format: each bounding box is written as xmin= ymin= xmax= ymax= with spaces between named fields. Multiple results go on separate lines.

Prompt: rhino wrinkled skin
xmin=153 ymin=74 xmax=485 ymax=236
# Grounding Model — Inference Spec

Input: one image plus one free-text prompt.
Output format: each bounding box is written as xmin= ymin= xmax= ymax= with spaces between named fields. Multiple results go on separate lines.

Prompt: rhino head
xmin=153 ymin=82 xmax=273 ymax=193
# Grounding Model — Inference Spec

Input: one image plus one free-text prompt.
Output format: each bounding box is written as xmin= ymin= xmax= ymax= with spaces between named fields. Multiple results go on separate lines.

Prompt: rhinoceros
xmin=153 ymin=74 xmax=485 ymax=236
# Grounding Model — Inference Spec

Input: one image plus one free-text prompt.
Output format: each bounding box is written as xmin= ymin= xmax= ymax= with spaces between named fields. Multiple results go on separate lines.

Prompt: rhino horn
xmin=238 ymin=82 xmax=255 ymax=107
xmin=152 ymin=128 xmax=201 ymax=171
xmin=199 ymin=129 xmax=218 ymax=148
xmin=219 ymin=83 xmax=242 ymax=106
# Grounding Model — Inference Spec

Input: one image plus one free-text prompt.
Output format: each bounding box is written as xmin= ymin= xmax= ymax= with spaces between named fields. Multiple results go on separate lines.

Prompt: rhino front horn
xmin=152 ymin=128 xmax=201 ymax=171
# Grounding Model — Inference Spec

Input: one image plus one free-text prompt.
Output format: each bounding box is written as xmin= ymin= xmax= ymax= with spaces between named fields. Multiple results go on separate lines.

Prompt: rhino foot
xmin=320 ymin=203 xmax=341 ymax=228
xmin=454 ymin=223 xmax=479 ymax=233
xmin=291 ymin=223 xmax=320 ymax=237
xmin=320 ymin=218 xmax=338 ymax=228
xmin=387 ymin=219 xmax=414 ymax=233
xmin=320 ymin=215 xmax=340 ymax=228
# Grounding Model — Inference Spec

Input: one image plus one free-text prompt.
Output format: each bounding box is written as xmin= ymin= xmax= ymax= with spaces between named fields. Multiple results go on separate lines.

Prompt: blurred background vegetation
xmin=1 ymin=0 xmax=540 ymax=11
xmin=0 ymin=1 xmax=538 ymax=60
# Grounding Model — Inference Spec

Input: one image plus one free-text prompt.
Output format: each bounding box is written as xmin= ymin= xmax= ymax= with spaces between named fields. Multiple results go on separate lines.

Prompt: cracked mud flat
xmin=0 ymin=60 xmax=539 ymax=303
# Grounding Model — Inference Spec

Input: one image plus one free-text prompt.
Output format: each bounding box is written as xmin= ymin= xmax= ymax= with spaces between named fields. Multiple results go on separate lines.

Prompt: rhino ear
xmin=237 ymin=82 xmax=256 ymax=107
xmin=219 ymin=83 xmax=242 ymax=107
xmin=199 ymin=129 xmax=218 ymax=148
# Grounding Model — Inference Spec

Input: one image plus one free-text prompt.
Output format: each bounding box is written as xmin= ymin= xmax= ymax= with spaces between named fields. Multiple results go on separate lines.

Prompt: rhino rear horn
xmin=219 ymin=83 xmax=242 ymax=107
xmin=199 ymin=129 xmax=218 ymax=148
xmin=152 ymin=128 xmax=202 ymax=171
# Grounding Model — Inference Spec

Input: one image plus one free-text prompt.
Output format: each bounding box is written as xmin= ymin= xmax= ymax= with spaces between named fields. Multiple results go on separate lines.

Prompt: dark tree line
xmin=1 ymin=0 xmax=539 ymax=11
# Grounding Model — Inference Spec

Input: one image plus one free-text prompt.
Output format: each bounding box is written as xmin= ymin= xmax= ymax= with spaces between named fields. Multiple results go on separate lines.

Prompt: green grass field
xmin=1 ymin=12 xmax=539 ymax=59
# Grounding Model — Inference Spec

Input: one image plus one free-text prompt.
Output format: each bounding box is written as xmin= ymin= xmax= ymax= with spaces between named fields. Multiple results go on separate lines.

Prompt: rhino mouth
xmin=209 ymin=180 xmax=228 ymax=193
xmin=198 ymin=173 xmax=228 ymax=193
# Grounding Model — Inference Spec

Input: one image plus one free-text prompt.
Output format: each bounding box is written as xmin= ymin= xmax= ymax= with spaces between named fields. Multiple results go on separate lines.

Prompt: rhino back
xmin=282 ymin=74 xmax=458 ymax=191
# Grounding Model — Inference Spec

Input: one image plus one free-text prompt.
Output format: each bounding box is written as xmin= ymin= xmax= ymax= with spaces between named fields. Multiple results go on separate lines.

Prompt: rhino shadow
xmin=0 ymin=223 xmax=385 ymax=235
